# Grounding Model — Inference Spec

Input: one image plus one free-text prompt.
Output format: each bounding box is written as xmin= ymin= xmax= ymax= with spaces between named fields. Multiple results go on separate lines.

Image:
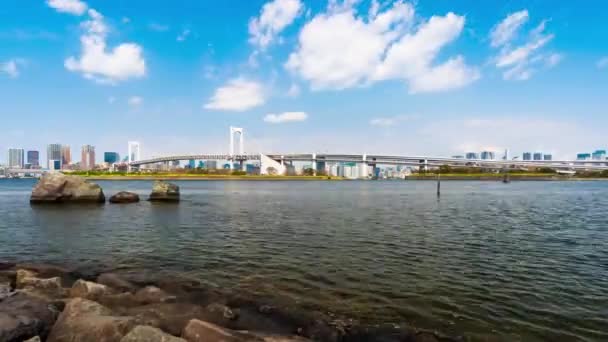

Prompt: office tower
xmin=7 ymin=148 xmax=24 ymax=168
xmin=206 ymin=160 xmax=217 ymax=169
xmin=533 ymin=152 xmax=543 ymax=161
xmin=128 ymin=141 xmax=140 ymax=163
xmin=47 ymin=144 xmax=62 ymax=169
xmin=197 ymin=161 xmax=204 ymax=169
xmin=480 ymin=151 xmax=495 ymax=160
xmin=576 ymin=153 xmax=591 ymax=161
xmin=466 ymin=152 xmax=479 ymax=159
xmin=81 ymin=145 xmax=96 ymax=170
xmin=61 ymin=145 xmax=71 ymax=168
xmin=188 ymin=160 xmax=196 ymax=169
xmin=592 ymin=150 xmax=606 ymax=160
xmin=543 ymin=154 xmax=552 ymax=161
xmin=503 ymin=149 xmax=510 ymax=160
xmin=27 ymin=150 xmax=39 ymax=167
xmin=49 ymin=160 xmax=61 ymax=171
xmin=104 ymin=152 xmax=120 ymax=164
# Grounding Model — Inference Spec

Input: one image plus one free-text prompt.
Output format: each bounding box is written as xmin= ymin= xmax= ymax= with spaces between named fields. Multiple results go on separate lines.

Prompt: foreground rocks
xmin=30 ymin=173 xmax=105 ymax=203
xmin=149 ymin=181 xmax=180 ymax=202
xmin=110 ymin=192 xmax=141 ymax=204
xmin=0 ymin=263 xmax=457 ymax=342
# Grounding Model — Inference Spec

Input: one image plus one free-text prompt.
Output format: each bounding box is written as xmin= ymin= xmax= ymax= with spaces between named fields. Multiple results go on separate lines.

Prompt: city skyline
xmin=1 ymin=0 xmax=608 ymax=161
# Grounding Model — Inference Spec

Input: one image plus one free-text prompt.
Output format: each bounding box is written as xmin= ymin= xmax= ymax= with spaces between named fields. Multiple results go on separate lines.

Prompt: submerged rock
xmin=120 ymin=325 xmax=186 ymax=342
xmin=0 ymin=293 xmax=60 ymax=342
xmin=47 ymin=298 xmax=136 ymax=342
xmin=30 ymin=173 xmax=105 ymax=203
xmin=149 ymin=181 xmax=180 ymax=202
xmin=134 ymin=286 xmax=176 ymax=305
xmin=97 ymin=273 xmax=137 ymax=293
xmin=110 ymin=192 xmax=140 ymax=204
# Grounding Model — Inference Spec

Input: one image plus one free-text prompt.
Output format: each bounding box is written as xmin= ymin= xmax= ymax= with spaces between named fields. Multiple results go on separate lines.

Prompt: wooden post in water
xmin=436 ymin=173 xmax=441 ymax=197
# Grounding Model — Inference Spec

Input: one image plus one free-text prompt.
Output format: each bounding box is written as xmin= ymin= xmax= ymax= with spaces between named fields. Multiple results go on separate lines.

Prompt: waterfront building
xmin=188 ymin=159 xmax=196 ymax=169
xmin=543 ymin=154 xmax=552 ymax=161
xmin=577 ymin=153 xmax=591 ymax=160
xmin=61 ymin=145 xmax=71 ymax=168
xmin=592 ymin=150 xmax=606 ymax=160
xmin=465 ymin=152 xmax=479 ymax=159
xmin=523 ymin=152 xmax=532 ymax=161
xmin=7 ymin=148 xmax=25 ymax=168
xmin=206 ymin=160 xmax=217 ymax=169
xmin=81 ymin=145 xmax=96 ymax=170
xmin=533 ymin=152 xmax=543 ymax=161
xmin=198 ymin=161 xmax=205 ymax=169
xmin=480 ymin=151 xmax=495 ymax=160
xmin=128 ymin=141 xmax=141 ymax=163
xmin=47 ymin=144 xmax=62 ymax=169
xmin=452 ymin=155 xmax=464 ymax=159
xmin=49 ymin=159 xmax=61 ymax=171
xmin=27 ymin=150 xmax=39 ymax=167
xmin=104 ymin=152 xmax=120 ymax=164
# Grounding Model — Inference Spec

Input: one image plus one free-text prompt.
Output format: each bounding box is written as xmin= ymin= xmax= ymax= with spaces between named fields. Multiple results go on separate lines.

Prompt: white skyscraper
xmin=128 ymin=141 xmax=141 ymax=163
xmin=8 ymin=148 xmax=24 ymax=168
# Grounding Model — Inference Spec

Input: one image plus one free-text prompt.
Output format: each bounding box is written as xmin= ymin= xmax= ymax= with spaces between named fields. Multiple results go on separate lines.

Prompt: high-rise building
xmin=104 ymin=152 xmax=120 ymax=164
xmin=206 ymin=160 xmax=217 ymax=169
xmin=592 ymin=150 xmax=606 ymax=160
xmin=7 ymin=148 xmax=24 ymax=168
xmin=533 ymin=152 xmax=543 ymax=161
xmin=543 ymin=154 xmax=552 ymax=161
xmin=577 ymin=153 xmax=591 ymax=161
xmin=480 ymin=151 xmax=495 ymax=160
xmin=61 ymin=145 xmax=71 ymax=169
xmin=188 ymin=160 xmax=196 ymax=169
xmin=466 ymin=152 xmax=479 ymax=159
xmin=81 ymin=145 xmax=96 ymax=170
xmin=47 ymin=144 xmax=62 ymax=169
xmin=27 ymin=150 xmax=39 ymax=167
xmin=523 ymin=152 xmax=532 ymax=161
xmin=128 ymin=141 xmax=140 ymax=163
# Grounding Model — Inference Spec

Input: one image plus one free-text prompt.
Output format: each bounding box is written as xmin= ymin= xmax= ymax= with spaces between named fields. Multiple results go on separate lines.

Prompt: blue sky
xmin=1 ymin=0 xmax=607 ymax=163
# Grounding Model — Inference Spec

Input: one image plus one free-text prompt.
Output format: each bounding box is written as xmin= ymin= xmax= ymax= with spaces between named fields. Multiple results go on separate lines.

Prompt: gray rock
xmin=206 ymin=303 xmax=239 ymax=321
xmin=30 ymin=173 xmax=105 ymax=203
xmin=110 ymin=191 xmax=140 ymax=204
xmin=149 ymin=181 xmax=180 ymax=202
xmin=69 ymin=279 xmax=109 ymax=300
xmin=0 ymin=293 xmax=60 ymax=342
xmin=182 ymin=319 xmax=255 ymax=342
xmin=47 ymin=298 xmax=136 ymax=342
xmin=97 ymin=273 xmax=137 ymax=292
xmin=134 ymin=286 xmax=176 ymax=305
xmin=125 ymin=302 xmax=208 ymax=337
xmin=120 ymin=325 xmax=186 ymax=342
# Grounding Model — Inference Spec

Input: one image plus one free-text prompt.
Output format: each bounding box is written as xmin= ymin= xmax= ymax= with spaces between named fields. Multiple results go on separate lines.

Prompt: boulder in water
xmin=0 ymin=293 xmax=61 ymax=342
xmin=30 ymin=173 xmax=105 ymax=203
xmin=120 ymin=325 xmax=186 ymax=342
xmin=110 ymin=192 xmax=140 ymax=204
xmin=149 ymin=181 xmax=180 ymax=202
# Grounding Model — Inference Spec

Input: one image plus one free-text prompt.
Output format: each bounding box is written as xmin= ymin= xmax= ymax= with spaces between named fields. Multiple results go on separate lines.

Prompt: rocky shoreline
xmin=0 ymin=262 xmax=457 ymax=342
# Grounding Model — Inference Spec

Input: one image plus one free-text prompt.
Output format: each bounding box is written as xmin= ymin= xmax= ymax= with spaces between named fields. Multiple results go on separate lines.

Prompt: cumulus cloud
xmin=204 ymin=78 xmax=266 ymax=111
xmin=46 ymin=0 xmax=87 ymax=15
xmin=491 ymin=11 xmax=560 ymax=80
xmin=128 ymin=96 xmax=143 ymax=106
xmin=249 ymin=0 xmax=303 ymax=50
xmin=1 ymin=59 xmax=24 ymax=78
xmin=64 ymin=9 xmax=146 ymax=84
xmin=597 ymin=57 xmax=608 ymax=69
xmin=286 ymin=1 xmax=478 ymax=93
xmin=264 ymin=111 xmax=308 ymax=123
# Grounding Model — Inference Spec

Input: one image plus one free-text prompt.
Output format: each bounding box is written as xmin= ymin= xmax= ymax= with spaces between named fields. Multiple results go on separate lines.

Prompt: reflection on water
xmin=1 ymin=179 xmax=607 ymax=341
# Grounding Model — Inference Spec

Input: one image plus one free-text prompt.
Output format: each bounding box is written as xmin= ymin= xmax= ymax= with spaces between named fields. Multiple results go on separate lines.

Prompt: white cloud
xmin=177 ymin=29 xmax=191 ymax=42
xmin=46 ymin=0 xmax=87 ymax=15
xmin=1 ymin=59 xmax=24 ymax=78
xmin=64 ymin=9 xmax=146 ymax=84
xmin=286 ymin=83 xmax=300 ymax=97
xmin=249 ymin=0 xmax=303 ymax=50
xmin=491 ymin=12 xmax=558 ymax=81
xmin=286 ymin=1 xmax=478 ymax=93
xmin=597 ymin=57 xmax=608 ymax=69
xmin=489 ymin=10 xmax=528 ymax=47
xmin=370 ymin=114 xmax=417 ymax=127
xmin=204 ymin=78 xmax=266 ymax=112
xmin=264 ymin=111 xmax=307 ymax=123
xmin=128 ymin=96 xmax=143 ymax=106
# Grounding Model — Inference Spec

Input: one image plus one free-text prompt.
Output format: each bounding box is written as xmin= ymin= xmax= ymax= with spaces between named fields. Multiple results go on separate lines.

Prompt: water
xmin=1 ymin=179 xmax=607 ymax=341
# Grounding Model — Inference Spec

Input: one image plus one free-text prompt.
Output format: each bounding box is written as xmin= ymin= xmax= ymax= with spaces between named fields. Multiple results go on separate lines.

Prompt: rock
xmin=15 ymin=269 xmax=65 ymax=300
xmin=24 ymin=336 xmax=42 ymax=342
xmin=97 ymin=273 xmax=137 ymax=292
xmin=0 ymin=282 xmax=12 ymax=300
xmin=149 ymin=181 xmax=180 ymax=202
xmin=110 ymin=192 xmax=140 ymax=204
xmin=120 ymin=325 xmax=186 ymax=342
xmin=135 ymin=286 xmax=176 ymax=304
xmin=0 ymin=292 xmax=60 ymax=342
xmin=182 ymin=319 xmax=257 ymax=342
xmin=206 ymin=303 xmax=239 ymax=321
xmin=16 ymin=269 xmax=38 ymax=288
xmin=30 ymin=173 xmax=105 ymax=203
xmin=125 ymin=303 xmax=208 ymax=337
xmin=47 ymin=298 xmax=135 ymax=342
xmin=70 ymin=279 xmax=109 ymax=300
xmin=98 ymin=292 xmax=140 ymax=309
xmin=0 ymin=262 xmax=15 ymax=271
